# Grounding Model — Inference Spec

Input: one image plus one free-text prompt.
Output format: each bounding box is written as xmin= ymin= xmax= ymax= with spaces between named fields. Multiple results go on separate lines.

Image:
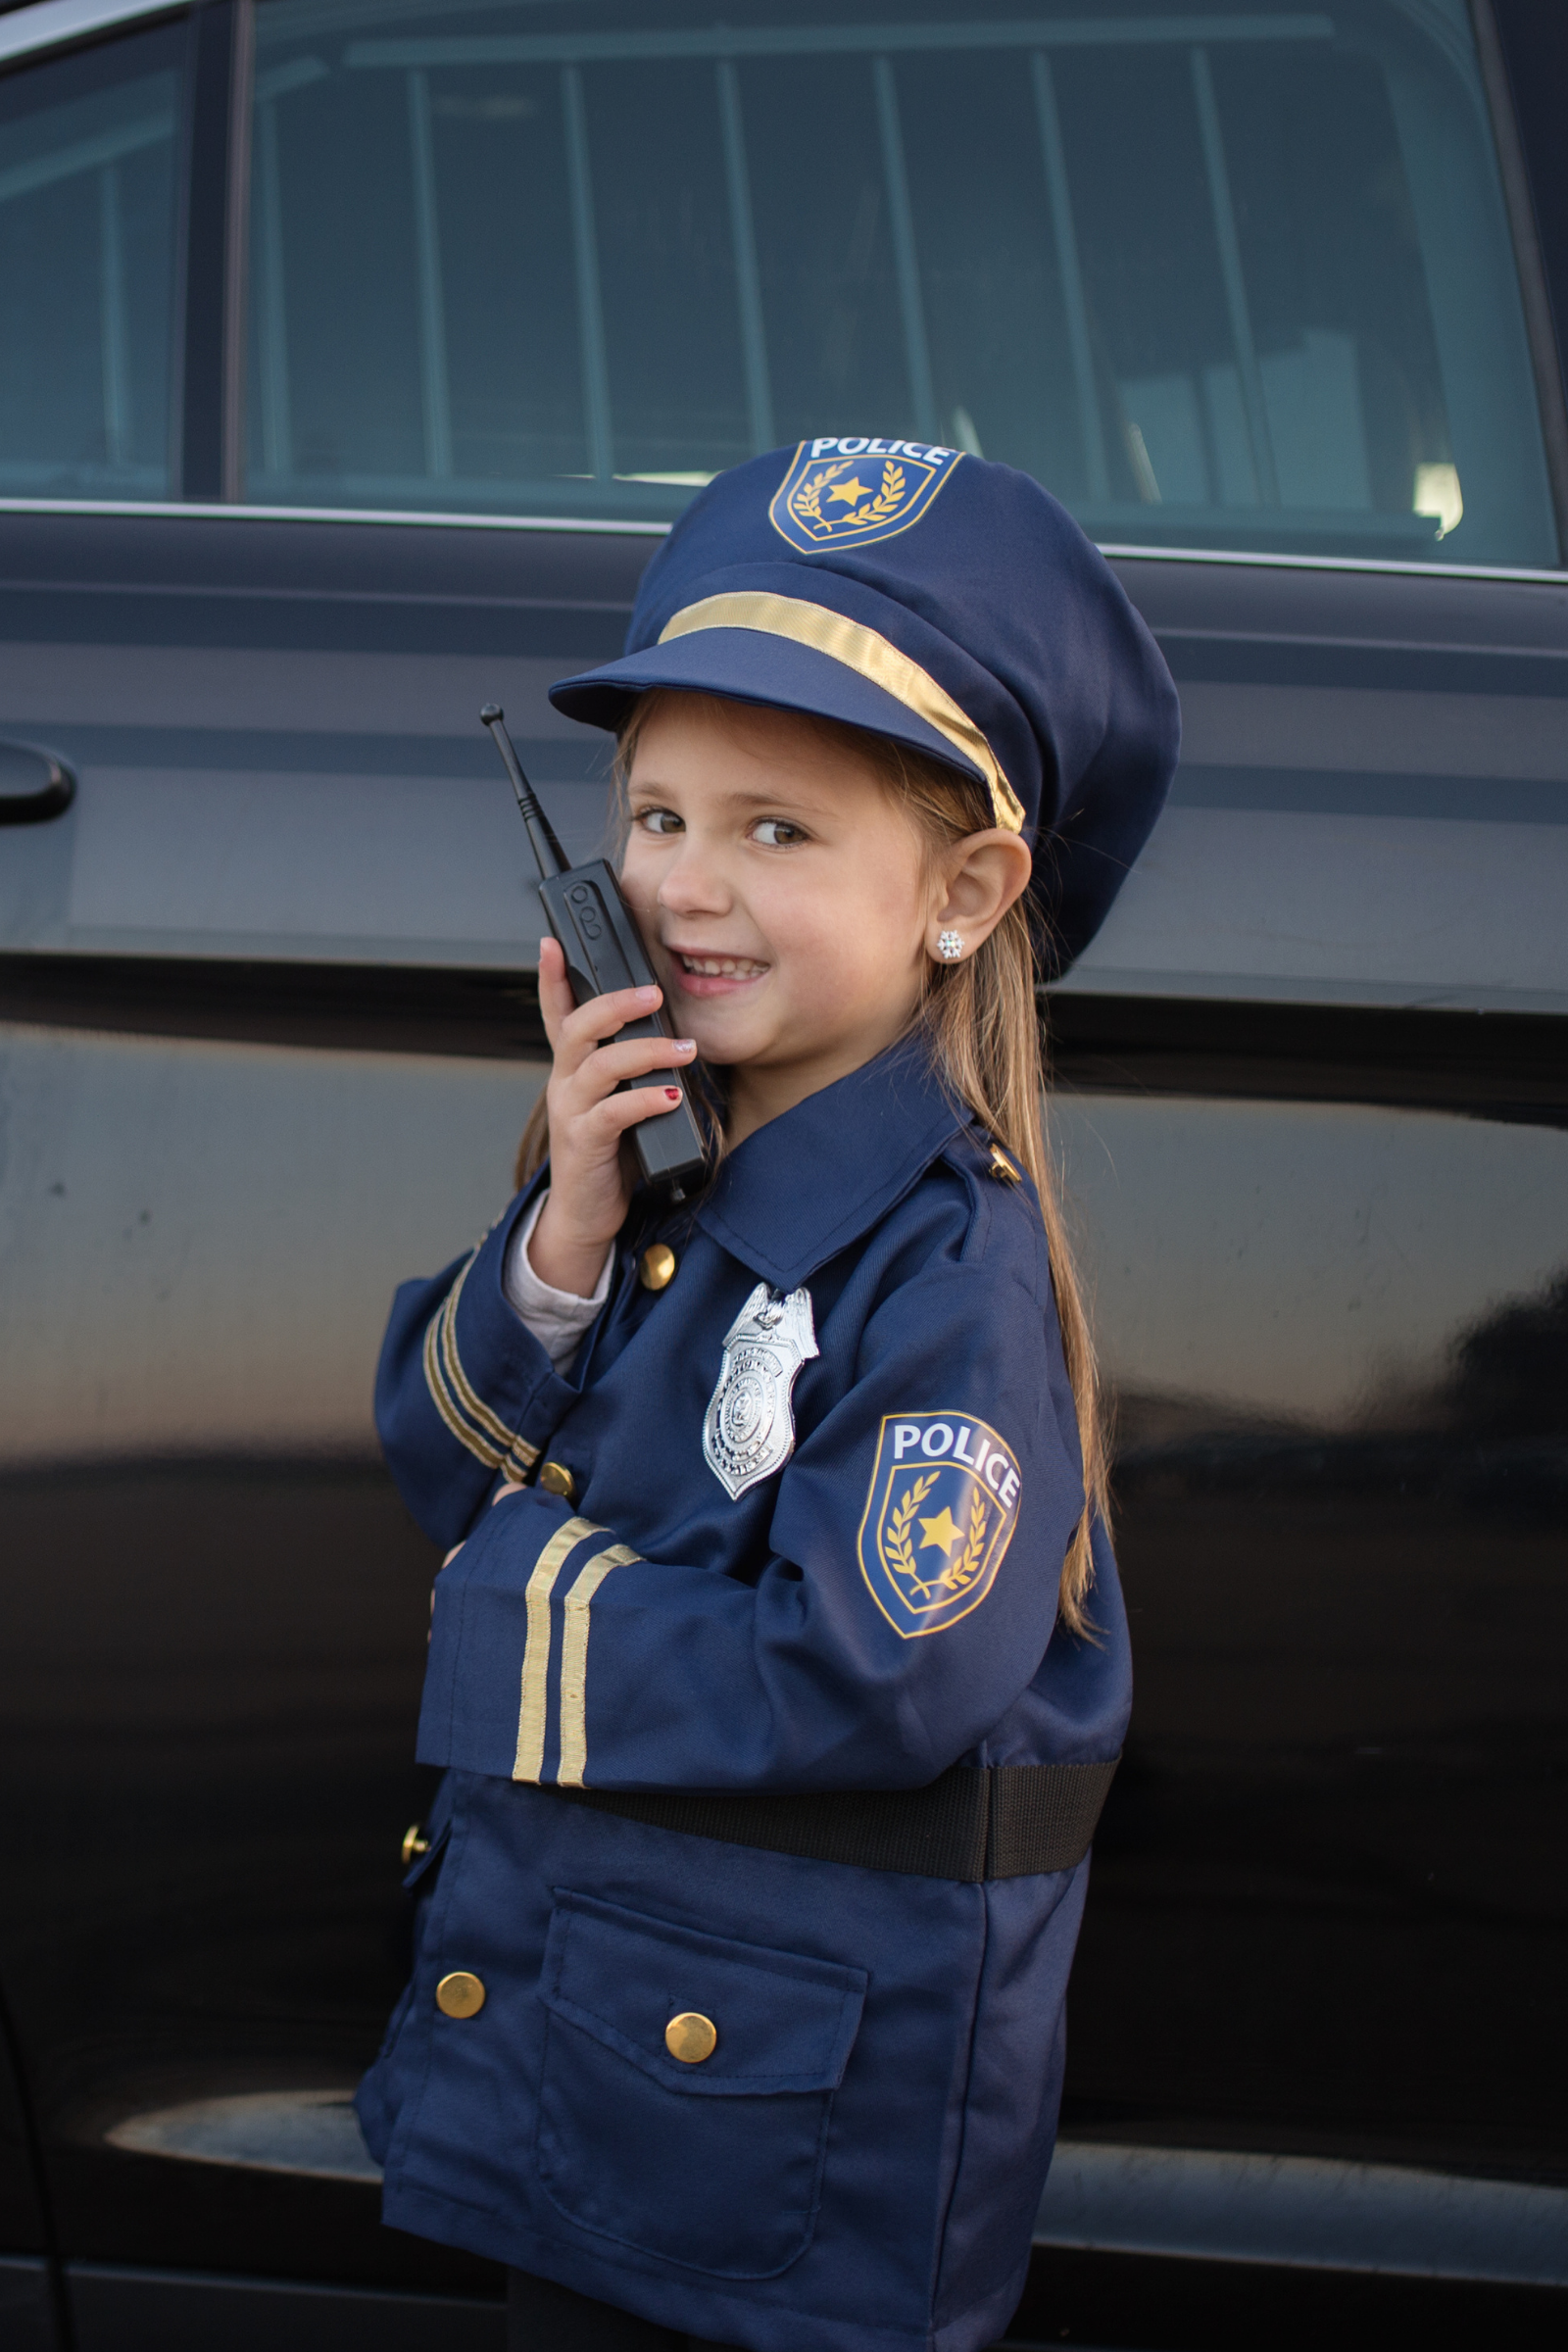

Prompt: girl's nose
xmin=656 ymin=840 xmax=731 ymax=918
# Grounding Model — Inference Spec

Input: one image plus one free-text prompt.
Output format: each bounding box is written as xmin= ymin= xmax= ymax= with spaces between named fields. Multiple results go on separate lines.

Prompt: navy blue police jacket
xmin=357 ymin=1039 xmax=1131 ymax=2352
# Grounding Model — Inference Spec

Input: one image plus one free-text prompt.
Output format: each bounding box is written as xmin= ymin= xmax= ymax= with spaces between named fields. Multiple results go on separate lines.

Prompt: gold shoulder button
xmin=436 ymin=1971 xmax=486 ymax=2019
xmin=664 ymin=2011 xmax=717 ymax=2064
xmin=538 ymin=1460 xmax=577 ymax=1501
xmin=988 ymin=1144 xmax=1021 ymax=1184
xmin=639 ymin=1242 xmax=677 ymax=1292
xmin=401 ymin=1822 xmax=429 ymax=1868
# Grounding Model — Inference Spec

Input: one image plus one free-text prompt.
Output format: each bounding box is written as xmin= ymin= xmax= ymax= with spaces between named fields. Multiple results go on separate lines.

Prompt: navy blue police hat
xmin=549 ymin=438 xmax=1179 ymax=973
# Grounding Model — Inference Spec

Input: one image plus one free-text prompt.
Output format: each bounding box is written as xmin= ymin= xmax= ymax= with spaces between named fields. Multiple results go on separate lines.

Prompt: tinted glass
xmin=246 ymin=0 xmax=1555 ymax=566
xmin=0 ymin=23 xmax=182 ymax=499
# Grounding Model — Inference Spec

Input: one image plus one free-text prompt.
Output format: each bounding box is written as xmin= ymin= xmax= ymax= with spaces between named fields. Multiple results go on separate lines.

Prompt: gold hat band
xmin=657 ymin=590 xmax=1024 ymax=833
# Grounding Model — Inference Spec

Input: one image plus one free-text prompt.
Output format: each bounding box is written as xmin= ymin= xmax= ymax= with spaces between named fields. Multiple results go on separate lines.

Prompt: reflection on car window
xmin=244 ymin=0 xmax=1555 ymax=565
xmin=0 ymin=24 xmax=182 ymax=501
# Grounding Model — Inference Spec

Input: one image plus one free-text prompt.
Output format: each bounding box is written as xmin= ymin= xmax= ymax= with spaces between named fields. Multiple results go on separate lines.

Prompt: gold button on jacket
xmin=664 ymin=2011 xmax=717 ymax=2064
xmin=537 ymin=1460 xmax=576 ymax=1501
xmin=436 ymin=1971 xmax=486 ymax=2019
xmin=639 ymin=1242 xmax=677 ymax=1292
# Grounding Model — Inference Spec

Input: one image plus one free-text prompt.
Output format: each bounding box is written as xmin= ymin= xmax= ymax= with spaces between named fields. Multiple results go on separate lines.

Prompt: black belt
xmin=552 ymin=1758 xmax=1119 ymax=1882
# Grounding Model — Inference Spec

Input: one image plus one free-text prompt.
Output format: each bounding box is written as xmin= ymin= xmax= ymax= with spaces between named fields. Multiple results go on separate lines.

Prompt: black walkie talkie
xmin=481 ymin=704 xmax=708 ymax=1201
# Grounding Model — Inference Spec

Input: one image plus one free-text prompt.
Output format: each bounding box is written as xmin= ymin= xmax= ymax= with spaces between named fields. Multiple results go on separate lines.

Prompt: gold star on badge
xmin=917 ymin=1505 xmax=961 ymax=1555
xmin=827 ymin=475 xmax=868 ymax=505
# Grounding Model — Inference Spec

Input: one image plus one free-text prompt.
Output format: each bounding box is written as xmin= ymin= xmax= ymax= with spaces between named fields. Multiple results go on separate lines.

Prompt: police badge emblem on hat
xmin=703 ymin=1282 xmax=818 ymax=1498
xmin=768 ymin=437 xmax=963 ymax=552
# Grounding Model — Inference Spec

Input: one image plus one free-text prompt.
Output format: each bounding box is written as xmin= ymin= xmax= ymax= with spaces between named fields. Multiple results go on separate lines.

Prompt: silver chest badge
xmin=703 ymin=1283 xmax=818 ymax=1498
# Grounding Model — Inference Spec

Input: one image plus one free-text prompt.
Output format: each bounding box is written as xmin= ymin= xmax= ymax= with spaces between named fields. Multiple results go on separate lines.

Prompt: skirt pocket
xmin=535 ymin=1888 xmax=867 ymax=2279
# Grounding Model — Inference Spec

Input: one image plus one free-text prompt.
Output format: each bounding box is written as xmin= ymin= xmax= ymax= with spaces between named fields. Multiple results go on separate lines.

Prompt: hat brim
xmin=549 ymin=627 xmax=988 ymax=793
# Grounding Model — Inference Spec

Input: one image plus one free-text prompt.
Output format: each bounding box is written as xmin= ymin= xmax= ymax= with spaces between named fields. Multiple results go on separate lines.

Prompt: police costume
xmin=358 ymin=442 xmax=1179 ymax=2352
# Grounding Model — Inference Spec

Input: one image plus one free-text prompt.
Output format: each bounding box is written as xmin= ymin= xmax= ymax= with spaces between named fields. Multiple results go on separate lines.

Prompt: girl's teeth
xmin=682 ymin=956 xmax=763 ymax=976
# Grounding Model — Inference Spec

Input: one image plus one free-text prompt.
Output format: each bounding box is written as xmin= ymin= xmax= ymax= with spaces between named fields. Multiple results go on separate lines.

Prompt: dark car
xmin=0 ymin=2 xmax=1564 ymax=2347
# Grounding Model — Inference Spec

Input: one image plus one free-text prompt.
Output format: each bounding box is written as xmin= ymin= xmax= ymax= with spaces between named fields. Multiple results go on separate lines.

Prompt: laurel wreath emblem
xmin=880 ymin=1473 xmax=993 ymax=1607
xmin=840 ymin=461 xmax=906 ymax=529
xmin=788 ymin=461 xmax=848 ymax=527
xmin=788 ymin=457 xmax=908 ymax=535
xmin=881 ymin=1470 xmax=939 ymax=1582
xmin=938 ymin=1489 xmax=989 ymax=1592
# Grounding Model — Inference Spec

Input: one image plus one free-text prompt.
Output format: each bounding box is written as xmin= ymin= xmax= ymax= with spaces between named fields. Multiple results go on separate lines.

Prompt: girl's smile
xmin=667 ymin=949 xmax=771 ymax=994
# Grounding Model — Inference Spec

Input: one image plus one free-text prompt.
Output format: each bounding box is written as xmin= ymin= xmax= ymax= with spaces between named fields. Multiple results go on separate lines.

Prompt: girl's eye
xmin=751 ymin=817 xmax=808 ymax=847
xmin=634 ymin=807 xmax=683 ymax=836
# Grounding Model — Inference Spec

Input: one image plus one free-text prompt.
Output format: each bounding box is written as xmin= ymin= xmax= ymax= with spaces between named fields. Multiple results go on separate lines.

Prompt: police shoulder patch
xmin=769 ymin=437 xmax=963 ymax=553
xmin=857 ymin=1412 xmax=1021 ymax=1639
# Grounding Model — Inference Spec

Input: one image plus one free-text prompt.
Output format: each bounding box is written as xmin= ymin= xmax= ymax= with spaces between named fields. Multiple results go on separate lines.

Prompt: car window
xmin=0 ymin=19 xmax=183 ymax=502
xmin=243 ymin=0 xmax=1554 ymax=567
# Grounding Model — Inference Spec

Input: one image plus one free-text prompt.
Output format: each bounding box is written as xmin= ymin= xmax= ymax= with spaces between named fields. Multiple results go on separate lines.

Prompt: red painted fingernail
xmin=663 ymin=1087 xmax=682 ymax=1102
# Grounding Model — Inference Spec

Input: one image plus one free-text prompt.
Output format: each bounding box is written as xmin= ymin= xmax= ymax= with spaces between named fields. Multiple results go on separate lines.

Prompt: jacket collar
xmin=693 ymin=1036 xmax=965 ymax=1293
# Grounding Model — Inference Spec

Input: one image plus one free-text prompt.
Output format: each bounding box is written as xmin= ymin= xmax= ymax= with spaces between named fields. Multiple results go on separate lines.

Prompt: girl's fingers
xmin=553 ymin=981 xmax=665 ymax=1072
xmin=540 ymin=939 xmax=659 ymax=1058
xmin=587 ymin=1081 xmax=690 ymax=1137
xmin=560 ymin=1033 xmax=695 ymax=1102
xmin=536 ymin=935 xmax=575 ymax=1052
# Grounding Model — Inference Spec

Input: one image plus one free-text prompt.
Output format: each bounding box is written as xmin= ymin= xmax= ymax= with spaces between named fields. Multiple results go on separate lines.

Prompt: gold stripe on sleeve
xmin=438 ymin=1261 xmax=542 ymax=1469
xmin=501 ymin=1432 xmax=541 ymax=1481
xmin=423 ymin=1279 xmax=503 ymax=1469
xmin=421 ymin=1254 xmax=541 ymax=1475
xmin=514 ymin=1517 xmax=604 ymax=1783
xmin=556 ymin=1544 xmax=641 ymax=1789
xmin=658 ymin=591 xmax=1024 ymax=832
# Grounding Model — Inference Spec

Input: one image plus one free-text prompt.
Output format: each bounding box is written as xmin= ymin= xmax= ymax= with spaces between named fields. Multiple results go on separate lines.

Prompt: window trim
xmin=171 ymin=0 xmax=251 ymax=499
xmin=0 ymin=491 xmax=673 ymax=534
xmin=1470 ymin=0 xmax=1568 ymax=561
xmin=8 ymin=494 xmax=1568 ymax=582
xmin=0 ymin=0 xmax=182 ymax=74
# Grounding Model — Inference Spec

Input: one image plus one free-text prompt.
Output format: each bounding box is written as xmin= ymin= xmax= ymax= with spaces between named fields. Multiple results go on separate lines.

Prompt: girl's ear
xmin=926 ymin=830 xmax=1033 ymax=966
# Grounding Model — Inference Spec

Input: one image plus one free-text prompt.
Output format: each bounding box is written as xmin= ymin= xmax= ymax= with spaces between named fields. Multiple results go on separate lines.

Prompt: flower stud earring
xmin=937 ymin=930 xmax=965 ymax=961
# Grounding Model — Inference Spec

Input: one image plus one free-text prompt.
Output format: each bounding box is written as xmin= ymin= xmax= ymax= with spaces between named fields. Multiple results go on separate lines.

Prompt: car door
xmin=0 ymin=4 xmax=1564 ymax=2348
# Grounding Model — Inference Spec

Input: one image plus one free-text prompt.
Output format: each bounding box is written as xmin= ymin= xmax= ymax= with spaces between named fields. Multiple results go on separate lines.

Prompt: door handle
xmin=0 ymin=741 xmax=74 ymax=824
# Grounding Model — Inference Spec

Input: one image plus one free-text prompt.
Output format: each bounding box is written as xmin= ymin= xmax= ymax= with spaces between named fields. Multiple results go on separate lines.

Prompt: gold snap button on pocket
xmin=538 ymin=1461 xmax=576 ymax=1501
xmin=664 ymin=2011 xmax=717 ymax=2064
xmin=639 ymin=1243 xmax=677 ymax=1292
xmin=401 ymin=1822 xmax=429 ymax=1867
xmin=436 ymin=1971 xmax=486 ymax=2019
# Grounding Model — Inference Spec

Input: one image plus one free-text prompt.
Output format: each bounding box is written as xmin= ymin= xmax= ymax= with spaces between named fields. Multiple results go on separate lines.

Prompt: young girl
xmin=357 ymin=443 xmax=1178 ymax=2352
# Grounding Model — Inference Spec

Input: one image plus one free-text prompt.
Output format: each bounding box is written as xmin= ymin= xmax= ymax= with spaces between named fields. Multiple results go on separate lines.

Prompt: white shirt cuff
xmin=501 ymin=1192 xmax=612 ymax=1374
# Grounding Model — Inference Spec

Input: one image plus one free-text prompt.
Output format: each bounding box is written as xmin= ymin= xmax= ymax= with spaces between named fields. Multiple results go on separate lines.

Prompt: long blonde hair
xmin=517 ymin=691 xmax=1107 ymax=1634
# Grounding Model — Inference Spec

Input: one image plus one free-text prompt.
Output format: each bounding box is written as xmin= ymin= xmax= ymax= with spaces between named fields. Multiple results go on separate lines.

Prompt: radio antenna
xmin=481 ymin=703 xmax=568 ymax=880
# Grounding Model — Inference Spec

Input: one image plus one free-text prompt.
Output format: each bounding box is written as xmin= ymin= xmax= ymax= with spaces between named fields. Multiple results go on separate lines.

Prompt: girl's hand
xmin=529 ymin=935 xmax=695 ymax=1296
